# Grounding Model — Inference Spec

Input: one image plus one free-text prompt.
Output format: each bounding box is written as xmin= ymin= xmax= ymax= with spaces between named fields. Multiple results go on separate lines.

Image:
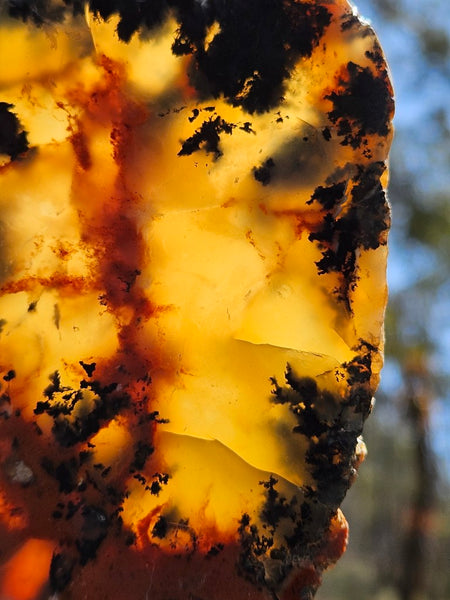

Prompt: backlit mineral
xmin=0 ymin=1 xmax=393 ymax=598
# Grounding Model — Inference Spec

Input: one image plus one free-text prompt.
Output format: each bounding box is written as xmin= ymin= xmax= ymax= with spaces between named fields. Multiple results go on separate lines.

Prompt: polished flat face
xmin=0 ymin=1 xmax=393 ymax=598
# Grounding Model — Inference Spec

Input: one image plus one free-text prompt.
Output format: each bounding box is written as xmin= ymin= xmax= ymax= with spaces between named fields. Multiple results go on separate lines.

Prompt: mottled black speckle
xmin=0 ymin=103 xmax=29 ymax=160
xmin=259 ymin=476 xmax=297 ymax=530
xmin=340 ymin=14 xmax=361 ymax=32
xmin=272 ymin=367 xmax=340 ymax=438
xmin=3 ymin=369 xmax=16 ymax=382
xmin=9 ymin=0 xmax=331 ymax=114
xmin=326 ymin=61 xmax=393 ymax=148
xmin=207 ymin=543 xmax=224 ymax=558
xmin=365 ymin=43 xmax=385 ymax=69
xmin=178 ymin=116 xmax=234 ymax=159
xmin=253 ymin=157 xmax=275 ymax=186
xmin=306 ymin=181 xmax=346 ymax=210
xmin=130 ymin=441 xmax=153 ymax=472
xmin=148 ymin=472 xmax=169 ymax=495
xmin=322 ymin=126 xmax=332 ymax=141
xmin=36 ymin=372 xmax=129 ymax=446
xmin=41 ymin=457 xmax=79 ymax=494
xmin=79 ymin=361 xmax=96 ymax=377
xmin=152 ymin=515 xmax=168 ymax=539
xmin=237 ymin=514 xmax=272 ymax=585
xmin=188 ymin=108 xmax=200 ymax=122
xmin=308 ymin=162 xmax=389 ymax=306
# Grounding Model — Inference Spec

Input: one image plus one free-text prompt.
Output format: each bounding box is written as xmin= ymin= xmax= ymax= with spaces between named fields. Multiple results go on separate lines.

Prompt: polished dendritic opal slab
xmin=0 ymin=1 xmax=393 ymax=599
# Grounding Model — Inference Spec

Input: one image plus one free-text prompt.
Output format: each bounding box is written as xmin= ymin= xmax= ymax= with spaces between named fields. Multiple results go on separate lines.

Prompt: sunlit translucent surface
xmin=0 ymin=2 xmax=393 ymax=598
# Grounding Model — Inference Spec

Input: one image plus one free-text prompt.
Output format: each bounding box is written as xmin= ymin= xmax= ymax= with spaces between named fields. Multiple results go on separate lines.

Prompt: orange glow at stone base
xmin=0 ymin=539 xmax=54 ymax=600
xmin=0 ymin=1 xmax=393 ymax=598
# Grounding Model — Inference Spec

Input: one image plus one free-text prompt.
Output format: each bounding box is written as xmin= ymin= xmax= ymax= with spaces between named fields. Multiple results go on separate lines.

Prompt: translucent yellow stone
xmin=0 ymin=1 xmax=393 ymax=598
